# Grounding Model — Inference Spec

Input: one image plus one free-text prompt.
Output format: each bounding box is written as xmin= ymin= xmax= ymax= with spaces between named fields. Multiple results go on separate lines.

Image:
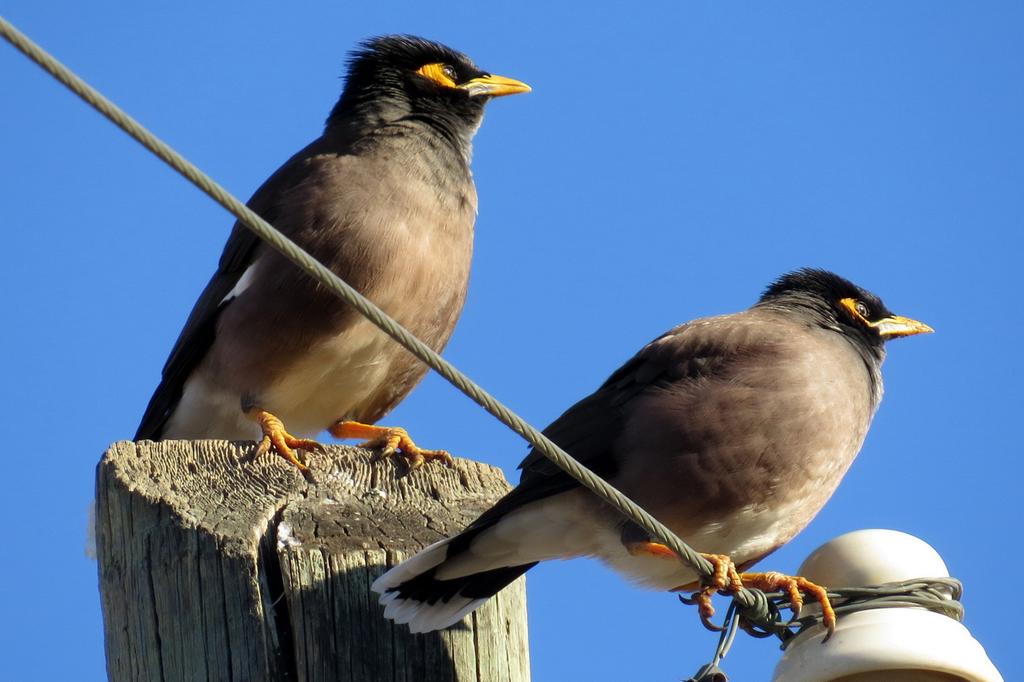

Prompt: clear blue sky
xmin=2 ymin=2 xmax=1021 ymax=679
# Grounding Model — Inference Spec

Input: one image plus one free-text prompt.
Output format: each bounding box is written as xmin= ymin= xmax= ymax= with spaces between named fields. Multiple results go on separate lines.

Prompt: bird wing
xmin=466 ymin=319 xmax=738 ymax=530
xmin=134 ymin=145 xmax=322 ymax=440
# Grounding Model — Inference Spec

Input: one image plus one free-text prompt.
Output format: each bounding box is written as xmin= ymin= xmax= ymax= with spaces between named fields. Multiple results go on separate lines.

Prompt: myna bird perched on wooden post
xmin=135 ymin=35 xmax=530 ymax=469
xmin=373 ymin=269 xmax=932 ymax=634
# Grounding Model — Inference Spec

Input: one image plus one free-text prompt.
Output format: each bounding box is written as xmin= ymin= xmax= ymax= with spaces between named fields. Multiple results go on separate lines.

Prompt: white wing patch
xmin=219 ymin=262 xmax=259 ymax=305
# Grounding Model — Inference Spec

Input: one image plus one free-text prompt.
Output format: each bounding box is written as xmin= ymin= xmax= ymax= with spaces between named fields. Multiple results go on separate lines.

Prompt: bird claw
xmin=249 ymin=408 xmax=321 ymax=470
xmin=687 ymin=553 xmax=745 ymax=630
xmin=678 ymin=590 xmax=727 ymax=631
xmin=738 ymin=571 xmax=836 ymax=639
xmin=694 ymin=588 xmax=727 ymax=632
xmin=628 ymin=543 xmax=836 ymax=636
xmin=673 ymin=556 xmax=836 ymax=638
xmin=689 ymin=566 xmax=837 ymax=639
xmin=329 ymin=420 xmax=453 ymax=469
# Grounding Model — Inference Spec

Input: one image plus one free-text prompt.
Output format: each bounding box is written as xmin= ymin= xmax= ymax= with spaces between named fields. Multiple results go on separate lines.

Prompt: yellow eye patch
xmin=839 ymin=297 xmax=868 ymax=322
xmin=416 ymin=63 xmax=458 ymax=89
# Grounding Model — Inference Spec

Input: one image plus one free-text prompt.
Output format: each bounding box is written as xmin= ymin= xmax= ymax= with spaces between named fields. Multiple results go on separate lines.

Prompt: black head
xmin=757 ymin=268 xmax=932 ymax=353
xmin=327 ymin=35 xmax=529 ymax=149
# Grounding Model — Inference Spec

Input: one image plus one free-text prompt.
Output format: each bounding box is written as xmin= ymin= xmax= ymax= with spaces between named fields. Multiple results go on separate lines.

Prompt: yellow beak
xmin=870 ymin=315 xmax=934 ymax=339
xmin=458 ymin=73 xmax=531 ymax=98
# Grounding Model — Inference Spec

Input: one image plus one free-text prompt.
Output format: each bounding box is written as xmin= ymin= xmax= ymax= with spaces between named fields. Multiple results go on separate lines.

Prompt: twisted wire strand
xmin=686 ymin=577 xmax=965 ymax=679
xmin=747 ymin=577 xmax=964 ymax=644
xmin=1 ymin=15 xmax=783 ymax=611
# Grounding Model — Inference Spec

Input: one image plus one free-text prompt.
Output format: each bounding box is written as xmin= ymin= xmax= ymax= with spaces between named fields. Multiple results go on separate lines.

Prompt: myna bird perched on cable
xmin=373 ymin=269 xmax=933 ymax=634
xmin=135 ymin=36 xmax=530 ymax=468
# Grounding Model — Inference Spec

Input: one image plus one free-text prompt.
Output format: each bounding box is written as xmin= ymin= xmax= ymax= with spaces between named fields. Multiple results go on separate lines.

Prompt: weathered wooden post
xmin=96 ymin=440 xmax=530 ymax=682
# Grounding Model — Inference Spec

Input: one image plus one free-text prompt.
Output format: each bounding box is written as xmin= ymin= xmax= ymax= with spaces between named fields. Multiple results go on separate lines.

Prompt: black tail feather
xmin=391 ymin=562 xmax=537 ymax=605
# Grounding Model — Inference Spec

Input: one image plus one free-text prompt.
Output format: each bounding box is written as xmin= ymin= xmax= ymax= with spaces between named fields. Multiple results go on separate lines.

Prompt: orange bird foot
xmin=737 ymin=571 xmax=836 ymax=638
xmin=328 ymin=420 xmax=453 ymax=469
xmin=626 ymin=541 xmax=835 ymax=636
xmin=248 ymin=408 xmax=323 ymax=470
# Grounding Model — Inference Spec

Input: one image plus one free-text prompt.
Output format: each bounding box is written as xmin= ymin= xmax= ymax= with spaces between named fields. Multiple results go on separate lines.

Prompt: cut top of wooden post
xmin=96 ymin=440 xmax=530 ymax=682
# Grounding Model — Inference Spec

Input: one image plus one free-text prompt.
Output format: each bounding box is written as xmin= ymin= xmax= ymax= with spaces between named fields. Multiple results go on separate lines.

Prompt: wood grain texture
xmin=96 ymin=440 xmax=529 ymax=682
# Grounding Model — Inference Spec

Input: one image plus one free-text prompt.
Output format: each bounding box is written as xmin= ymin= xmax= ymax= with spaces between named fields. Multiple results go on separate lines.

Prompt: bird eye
xmin=855 ymin=301 xmax=870 ymax=318
xmin=442 ymin=65 xmax=458 ymax=82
